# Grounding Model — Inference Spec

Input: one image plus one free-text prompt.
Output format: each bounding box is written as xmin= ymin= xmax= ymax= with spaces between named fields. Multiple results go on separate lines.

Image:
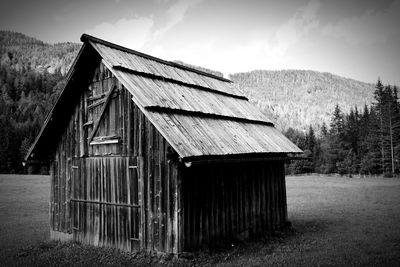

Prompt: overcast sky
xmin=1 ymin=0 xmax=399 ymax=84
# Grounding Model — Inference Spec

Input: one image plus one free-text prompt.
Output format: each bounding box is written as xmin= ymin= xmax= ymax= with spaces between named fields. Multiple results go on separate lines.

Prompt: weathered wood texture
xmin=181 ymin=161 xmax=288 ymax=251
xmin=135 ymin=103 xmax=181 ymax=253
xmin=90 ymin=41 xmax=243 ymax=98
xmin=71 ymin=156 xmax=140 ymax=251
xmin=50 ymin=60 xmax=180 ymax=253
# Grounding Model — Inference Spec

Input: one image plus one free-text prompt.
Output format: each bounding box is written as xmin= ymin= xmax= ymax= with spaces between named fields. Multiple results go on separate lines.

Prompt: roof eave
xmin=180 ymin=151 xmax=304 ymax=166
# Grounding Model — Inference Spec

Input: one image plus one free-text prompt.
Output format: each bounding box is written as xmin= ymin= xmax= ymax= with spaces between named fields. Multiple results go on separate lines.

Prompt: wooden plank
xmin=165 ymin=147 xmax=171 ymax=253
xmin=255 ymin=165 xmax=260 ymax=234
xmin=146 ymin=120 xmax=152 ymax=250
xmin=127 ymin=158 xmax=132 ymax=251
xmin=90 ymin=139 xmax=120 ymax=146
xmin=105 ymin=158 xmax=110 ymax=246
xmin=168 ymin=155 xmax=176 ymax=253
xmin=203 ymin=169 xmax=209 ymax=244
xmin=159 ymin=136 xmax=166 ymax=251
xmin=172 ymin=161 xmax=179 ymax=254
xmin=66 ymin=158 xmax=71 ymax=233
xmin=111 ymin=158 xmax=115 ymax=247
xmin=152 ymin=126 xmax=160 ymax=251
xmin=60 ymin=142 xmax=65 ymax=233
xmin=139 ymin=157 xmax=146 ymax=249
xmin=281 ymin=163 xmax=288 ymax=224
xmin=88 ymin=159 xmax=93 ymax=245
xmin=260 ymin=165 xmax=266 ymax=232
xmin=49 ymin=162 xmax=54 ymax=231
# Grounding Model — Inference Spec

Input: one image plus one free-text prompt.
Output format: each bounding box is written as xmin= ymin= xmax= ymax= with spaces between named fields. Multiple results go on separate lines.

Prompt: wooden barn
xmin=25 ymin=34 xmax=302 ymax=254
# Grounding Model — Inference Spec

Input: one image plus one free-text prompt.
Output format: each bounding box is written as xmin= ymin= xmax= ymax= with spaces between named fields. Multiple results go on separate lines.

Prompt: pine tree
xmin=320 ymin=122 xmax=328 ymax=137
xmin=325 ymin=105 xmax=349 ymax=173
xmin=392 ymin=85 xmax=400 ymax=173
xmin=360 ymin=107 xmax=381 ymax=174
xmin=369 ymin=79 xmax=400 ymax=175
xmin=373 ymin=79 xmax=387 ymax=174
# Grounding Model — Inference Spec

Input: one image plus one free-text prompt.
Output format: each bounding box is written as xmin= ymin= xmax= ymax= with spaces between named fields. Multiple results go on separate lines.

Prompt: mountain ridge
xmin=0 ymin=30 xmax=81 ymax=75
xmin=1 ymin=31 xmax=376 ymax=133
xmin=230 ymin=69 xmax=375 ymax=132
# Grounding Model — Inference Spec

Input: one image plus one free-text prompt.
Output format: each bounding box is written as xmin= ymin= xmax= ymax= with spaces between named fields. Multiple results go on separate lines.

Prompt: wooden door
xmin=71 ymin=157 xmax=141 ymax=251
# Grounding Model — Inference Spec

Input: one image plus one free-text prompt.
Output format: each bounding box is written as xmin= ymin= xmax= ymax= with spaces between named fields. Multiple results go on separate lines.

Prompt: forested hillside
xmin=231 ymin=70 xmax=375 ymax=132
xmin=0 ymin=31 xmax=80 ymax=173
xmin=0 ymin=31 xmax=392 ymax=175
xmin=0 ymin=31 xmax=80 ymax=74
xmin=285 ymin=80 xmax=400 ymax=176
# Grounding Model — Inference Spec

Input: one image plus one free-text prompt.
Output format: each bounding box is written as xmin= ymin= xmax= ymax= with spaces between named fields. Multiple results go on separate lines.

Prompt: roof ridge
xmin=80 ymin=33 xmax=231 ymax=83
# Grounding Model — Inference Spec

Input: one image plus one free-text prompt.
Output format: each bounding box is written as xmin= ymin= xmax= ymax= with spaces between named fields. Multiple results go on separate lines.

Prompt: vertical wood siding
xmin=50 ymin=60 xmax=136 ymax=237
xmin=50 ymin=59 xmax=181 ymax=253
xmin=181 ymin=161 xmax=287 ymax=251
xmin=135 ymin=103 xmax=180 ymax=253
xmin=71 ymin=156 xmax=140 ymax=251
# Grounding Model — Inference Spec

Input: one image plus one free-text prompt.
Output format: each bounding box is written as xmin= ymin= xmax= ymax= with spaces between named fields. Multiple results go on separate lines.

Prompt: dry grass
xmin=0 ymin=174 xmax=399 ymax=266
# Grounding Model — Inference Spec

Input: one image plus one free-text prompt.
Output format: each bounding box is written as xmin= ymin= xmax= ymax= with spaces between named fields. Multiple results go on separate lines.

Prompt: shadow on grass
xmin=8 ymin=220 xmax=339 ymax=266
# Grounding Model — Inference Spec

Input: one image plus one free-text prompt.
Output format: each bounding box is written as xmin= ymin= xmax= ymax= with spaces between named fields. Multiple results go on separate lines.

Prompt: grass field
xmin=0 ymin=174 xmax=399 ymax=266
xmin=0 ymin=175 xmax=50 ymax=261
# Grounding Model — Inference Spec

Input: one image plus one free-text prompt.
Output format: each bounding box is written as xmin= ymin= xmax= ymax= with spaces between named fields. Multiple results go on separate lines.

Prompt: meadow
xmin=0 ymin=174 xmax=399 ymax=266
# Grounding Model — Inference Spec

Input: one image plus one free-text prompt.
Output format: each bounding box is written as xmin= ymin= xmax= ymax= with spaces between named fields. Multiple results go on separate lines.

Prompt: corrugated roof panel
xmin=112 ymin=70 xmax=271 ymax=123
xmin=91 ymin=41 xmax=245 ymax=97
xmin=146 ymin=111 xmax=303 ymax=158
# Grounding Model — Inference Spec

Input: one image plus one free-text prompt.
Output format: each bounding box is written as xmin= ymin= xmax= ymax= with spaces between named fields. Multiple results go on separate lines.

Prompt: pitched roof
xmin=26 ymin=34 xmax=301 ymax=162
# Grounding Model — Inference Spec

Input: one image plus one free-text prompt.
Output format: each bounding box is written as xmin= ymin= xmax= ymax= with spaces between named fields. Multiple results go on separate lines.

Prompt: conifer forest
xmin=286 ymin=80 xmax=400 ymax=176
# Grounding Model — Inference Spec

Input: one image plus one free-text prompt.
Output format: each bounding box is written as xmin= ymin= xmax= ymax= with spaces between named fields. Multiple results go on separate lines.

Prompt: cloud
xmin=85 ymin=0 xmax=201 ymax=51
xmin=152 ymin=0 xmax=202 ymax=40
xmin=158 ymin=1 xmax=322 ymax=75
xmin=322 ymin=0 xmax=400 ymax=45
xmin=163 ymin=38 xmax=291 ymax=77
xmin=269 ymin=0 xmax=320 ymax=56
xmin=85 ymin=17 xmax=154 ymax=49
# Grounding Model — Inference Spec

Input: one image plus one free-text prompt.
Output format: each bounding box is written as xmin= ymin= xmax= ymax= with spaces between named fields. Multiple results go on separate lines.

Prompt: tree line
xmin=0 ymin=31 xmax=78 ymax=173
xmin=286 ymin=79 xmax=400 ymax=176
xmin=0 ymin=64 xmax=65 ymax=173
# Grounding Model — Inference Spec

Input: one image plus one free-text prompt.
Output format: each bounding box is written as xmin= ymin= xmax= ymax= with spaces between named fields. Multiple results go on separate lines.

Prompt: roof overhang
xmin=180 ymin=152 xmax=294 ymax=167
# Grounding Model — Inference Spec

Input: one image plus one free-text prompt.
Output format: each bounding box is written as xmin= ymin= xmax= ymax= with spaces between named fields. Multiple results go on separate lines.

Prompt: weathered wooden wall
xmin=50 ymin=58 xmax=181 ymax=253
xmin=135 ymin=105 xmax=181 ymax=253
xmin=181 ymin=161 xmax=288 ymax=251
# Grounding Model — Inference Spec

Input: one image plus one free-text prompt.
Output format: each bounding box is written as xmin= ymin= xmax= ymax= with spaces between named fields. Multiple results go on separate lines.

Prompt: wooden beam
xmin=183 ymin=156 xmax=290 ymax=166
xmin=70 ymin=198 xmax=140 ymax=208
xmin=87 ymin=85 xmax=116 ymax=143
xmin=89 ymin=139 xmax=119 ymax=146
